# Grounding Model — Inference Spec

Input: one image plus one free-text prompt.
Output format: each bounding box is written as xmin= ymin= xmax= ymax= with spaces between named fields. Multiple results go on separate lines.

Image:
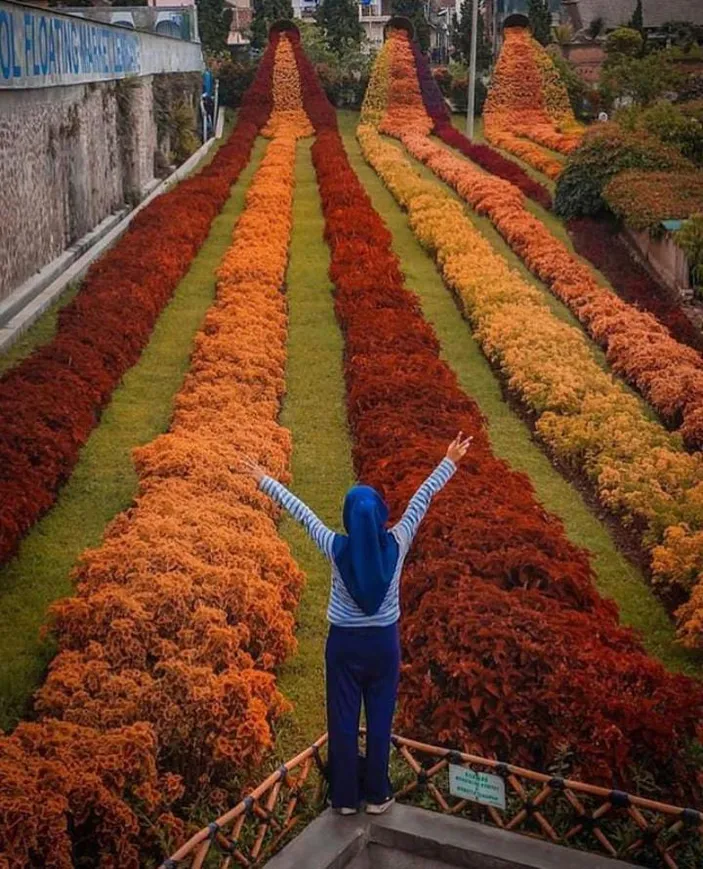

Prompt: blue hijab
xmin=332 ymin=485 xmax=400 ymax=616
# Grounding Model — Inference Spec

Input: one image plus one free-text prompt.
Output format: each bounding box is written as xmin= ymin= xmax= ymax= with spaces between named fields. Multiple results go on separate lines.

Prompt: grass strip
xmin=0 ymin=137 xmax=268 ymax=731
xmin=336 ymin=110 xmax=700 ymax=677
xmin=274 ymin=140 xmax=355 ymax=756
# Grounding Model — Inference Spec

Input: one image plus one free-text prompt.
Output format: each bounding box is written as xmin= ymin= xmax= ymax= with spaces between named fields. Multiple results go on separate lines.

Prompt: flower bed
xmin=604 ymin=170 xmax=703 ymax=233
xmin=293 ymin=35 xmax=703 ymax=802
xmin=358 ymin=30 xmax=703 ymax=650
xmin=409 ymin=40 xmax=553 ymax=209
xmin=374 ymin=31 xmax=703 ymax=454
xmin=483 ymin=26 xmax=581 ymax=178
xmin=0 ymin=35 xmax=312 ymax=866
xmin=404 ymin=129 xmax=703 ymax=451
xmin=0 ymin=48 xmax=275 ymax=573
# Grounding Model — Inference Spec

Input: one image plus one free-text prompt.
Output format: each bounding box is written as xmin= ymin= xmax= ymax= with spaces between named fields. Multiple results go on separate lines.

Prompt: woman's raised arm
xmin=235 ymin=456 xmax=336 ymax=560
xmin=391 ymin=433 xmax=472 ymax=550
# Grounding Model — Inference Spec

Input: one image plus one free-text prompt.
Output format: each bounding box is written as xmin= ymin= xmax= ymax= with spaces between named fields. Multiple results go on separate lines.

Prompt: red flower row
xmin=293 ymin=39 xmax=703 ymax=803
xmin=0 ymin=46 xmax=276 ymax=571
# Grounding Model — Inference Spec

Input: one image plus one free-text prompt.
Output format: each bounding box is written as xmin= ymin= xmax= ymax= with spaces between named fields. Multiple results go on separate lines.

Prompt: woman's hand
xmin=446 ymin=432 xmax=473 ymax=464
xmin=233 ymin=455 xmax=266 ymax=484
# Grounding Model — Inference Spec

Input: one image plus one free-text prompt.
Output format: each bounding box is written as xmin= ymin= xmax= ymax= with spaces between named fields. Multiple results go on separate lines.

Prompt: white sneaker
xmin=337 ymin=807 xmax=358 ymax=816
xmin=365 ymin=798 xmax=395 ymax=815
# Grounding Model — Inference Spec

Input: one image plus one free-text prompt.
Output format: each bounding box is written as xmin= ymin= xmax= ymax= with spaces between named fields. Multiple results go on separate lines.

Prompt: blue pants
xmin=325 ymin=622 xmax=400 ymax=808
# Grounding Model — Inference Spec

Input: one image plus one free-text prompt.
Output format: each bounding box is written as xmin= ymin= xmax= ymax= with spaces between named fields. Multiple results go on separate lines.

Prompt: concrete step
xmin=264 ymin=804 xmax=642 ymax=869
xmin=347 ymin=843 xmax=450 ymax=869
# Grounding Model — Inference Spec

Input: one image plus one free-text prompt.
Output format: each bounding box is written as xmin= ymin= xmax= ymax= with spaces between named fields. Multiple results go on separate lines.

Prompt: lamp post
xmin=465 ymin=0 xmax=478 ymax=137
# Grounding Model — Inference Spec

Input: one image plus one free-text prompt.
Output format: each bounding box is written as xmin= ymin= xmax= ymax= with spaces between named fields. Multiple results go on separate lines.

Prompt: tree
xmin=628 ymin=0 xmax=643 ymax=33
xmin=601 ymin=50 xmax=683 ymax=108
xmin=316 ymin=0 xmax=363 ymax=54
xmin=249 ymin=0 xmax=294 ymax=50
xmin=528 ymin=0 xmax=551 ymax=47
xmin=391 ymin=0 xmax=430 ymax=53
xmin=452 ymin=0 xmax=491 ymax=70
xmin=604 ymin=26 xmax=643 ymax=60
xmin=552 ymin=23 xmax=573 ymax=46
xmin=197 ymin=0 xmax=233 ymax=52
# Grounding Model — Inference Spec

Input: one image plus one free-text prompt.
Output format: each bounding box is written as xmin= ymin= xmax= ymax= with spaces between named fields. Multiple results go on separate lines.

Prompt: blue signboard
xmin=0 ymin=1 xmax=140 ymax=86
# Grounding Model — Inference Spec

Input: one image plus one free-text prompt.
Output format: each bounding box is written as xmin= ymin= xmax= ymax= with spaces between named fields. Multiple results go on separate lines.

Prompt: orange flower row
xmin=0 ymin=37 xmax=312 ymax=866
xmin=483 ymin=27 xmax=581 ymax=178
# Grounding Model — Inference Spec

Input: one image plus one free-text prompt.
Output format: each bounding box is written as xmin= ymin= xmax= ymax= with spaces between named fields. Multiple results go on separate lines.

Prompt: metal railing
xmin=160 ymin=733 xmax=703 ymax=868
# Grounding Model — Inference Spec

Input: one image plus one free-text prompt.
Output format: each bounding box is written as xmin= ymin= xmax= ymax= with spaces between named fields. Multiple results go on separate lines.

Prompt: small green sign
xmin=448 ymin=764 xmax=506 ymax=810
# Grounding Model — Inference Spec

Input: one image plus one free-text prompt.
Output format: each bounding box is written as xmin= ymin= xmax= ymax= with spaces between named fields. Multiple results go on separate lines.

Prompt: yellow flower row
xmin=357 ymin=121 xmax=703 ymax=650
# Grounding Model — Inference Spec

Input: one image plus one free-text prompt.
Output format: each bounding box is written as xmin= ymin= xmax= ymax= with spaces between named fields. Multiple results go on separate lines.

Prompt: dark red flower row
xmin=409 ymin=41 xmax=553 ymax=210
xmin=568 ymin=217 xmax=703 ymax=354
xmin=0 ymin=43 xmax=279 ymax=570
xmin=293 ymin=38 xmax=703 ymax=805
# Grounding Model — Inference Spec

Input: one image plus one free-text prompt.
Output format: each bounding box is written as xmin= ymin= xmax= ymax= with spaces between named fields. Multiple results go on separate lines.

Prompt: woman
xmin=240 ymin=432 xmax=473 ymax=815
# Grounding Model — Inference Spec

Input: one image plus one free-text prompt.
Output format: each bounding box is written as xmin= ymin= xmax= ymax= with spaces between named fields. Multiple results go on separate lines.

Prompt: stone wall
xmin=0 ymin=72 xmax=200 ymax=302
xmin=625 ymin=227 xmax=693 ymax=294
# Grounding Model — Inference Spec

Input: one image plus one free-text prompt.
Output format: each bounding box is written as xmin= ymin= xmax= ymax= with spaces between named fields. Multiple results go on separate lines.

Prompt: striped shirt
xmin=259 ymin=457 xmax=456 ymax=627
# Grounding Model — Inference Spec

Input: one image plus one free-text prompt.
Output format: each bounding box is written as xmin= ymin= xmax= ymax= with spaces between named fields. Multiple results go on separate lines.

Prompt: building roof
xmin=562 ymin=0 xmax=703 ymax=31
xmin=644 ymin=0 xmax=703 ymax=27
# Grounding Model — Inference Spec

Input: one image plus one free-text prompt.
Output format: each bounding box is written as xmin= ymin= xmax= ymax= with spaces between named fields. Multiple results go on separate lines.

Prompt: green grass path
xmin=337 ymin=110 xmax=701 ymax=677
xmin=0 ymin=286 xmax=80 ymax=376
xmin=0 ymin=137 xmax=268 ymax=731
xmin=274 ymin=141 xmax=355 ymax=757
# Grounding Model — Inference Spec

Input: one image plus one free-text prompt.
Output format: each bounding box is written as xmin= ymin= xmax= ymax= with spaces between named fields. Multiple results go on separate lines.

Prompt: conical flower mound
xmin=262 ymin=35 xmax=313 ymax=140
xmin=484 ymin=26 xmax=582 ymax=178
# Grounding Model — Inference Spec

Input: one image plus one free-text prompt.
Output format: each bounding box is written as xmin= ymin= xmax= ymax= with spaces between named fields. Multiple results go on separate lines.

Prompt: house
xmin=358 ymin=0 xmax=393 ymax=50
xmin=561 ymin=0 xmax=703 ymax=34
xmin=558 ymin=1 xmax=703 ymax=82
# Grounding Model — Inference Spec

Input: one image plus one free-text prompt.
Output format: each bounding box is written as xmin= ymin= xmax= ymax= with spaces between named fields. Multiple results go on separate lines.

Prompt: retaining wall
xmin=0 ymin=0 xmax=204 ymax=303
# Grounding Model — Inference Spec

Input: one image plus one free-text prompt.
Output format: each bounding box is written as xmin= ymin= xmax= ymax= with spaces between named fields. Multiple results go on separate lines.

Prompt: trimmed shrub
xmin=604 ymin=170 xmax=703 ymax=232
xmin=555 ymin=122 xmax=692 ymax=218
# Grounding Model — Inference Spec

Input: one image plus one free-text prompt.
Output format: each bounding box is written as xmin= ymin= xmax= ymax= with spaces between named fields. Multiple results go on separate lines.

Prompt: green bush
xmin=616 ymin=99 xmax=703 ymax=165
xmin=601 ymin=49 xmax=683 ymax=109
xmin=207 ymin=55 xmax=258 ymax=108
xmin=679 ymin=71 xmax=703 ymax=102
xmin=555 ymin=122 xmax=692 ymax=218
xmin=547 ymin=45 xmax=592 ymax=120
xmin=604 ymin=26 xmax=644 ymax=60
xmin=299 ymin=21 xmax=372 ymax=108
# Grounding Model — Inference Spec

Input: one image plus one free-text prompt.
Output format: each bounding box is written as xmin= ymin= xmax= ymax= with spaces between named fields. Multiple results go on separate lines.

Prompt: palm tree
xmin=552 ymin=22 xmax=573 ymax=46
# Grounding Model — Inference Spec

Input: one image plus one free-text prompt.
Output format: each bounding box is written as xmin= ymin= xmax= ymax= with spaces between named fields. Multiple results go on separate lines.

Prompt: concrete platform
xmin=264 ymin=804 xmax=642 ymax=869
